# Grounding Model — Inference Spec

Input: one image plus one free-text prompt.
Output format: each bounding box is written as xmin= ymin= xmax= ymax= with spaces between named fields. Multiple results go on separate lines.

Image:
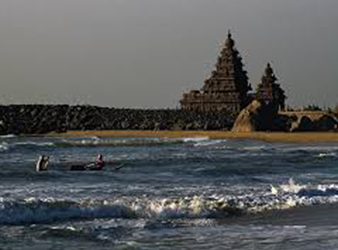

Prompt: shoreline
xmin=51 ymin=130 xmax=338 ymax=143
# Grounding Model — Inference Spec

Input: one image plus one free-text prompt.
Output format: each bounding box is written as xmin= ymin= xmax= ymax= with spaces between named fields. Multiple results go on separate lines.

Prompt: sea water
xmin=1 ymin=135 xmax=338 ymax=249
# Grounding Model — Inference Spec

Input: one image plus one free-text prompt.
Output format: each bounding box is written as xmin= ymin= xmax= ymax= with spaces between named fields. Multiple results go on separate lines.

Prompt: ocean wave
xmin=3 ymin=179 xmax=338 ymax=225
xmin=271 ymin=178 xmax=338 ymax=197
xmin=0 ymin=138 xmax=59 ymax=153
xmin=317 ymin=152 xmax=337 ymax=158
xmin=193 ymin=139 xmax=226 ymax=148
xmin=0 ymin=141 xmax=56 ymax=151
xmin=0 ymin=142 xmax=9 ymax=151
xmin=241 ymin=145 xmax=271 ymax=151
xmin=39 ymin=223 xmax=133 ymax=243
xmin=231 ymin=145 xmax=338 ymax=154
xmin=232 ymin=144 xmax=338 ymax=158
xmin=14 ymin=142 xmax=55 ymax=147
xmin=0 ymin=197 xmax=136 ymax=225
xmin=280 ymin=146 xmax=338 ymax=153
xmin=56 ymin=137 xmax=213 ymax=147
xmin=39 ymin=218 xmax=216 ymax=242
xmin=182 ymin=137 xmax=210 ymax=143
xmin=0 ymin=134 xmax=16 ymax=139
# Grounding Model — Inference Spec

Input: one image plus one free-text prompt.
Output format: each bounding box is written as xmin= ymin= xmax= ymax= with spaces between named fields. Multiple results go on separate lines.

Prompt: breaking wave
xmin=2 ymin=179 xmax=338 ymax=225
xmin=317 ymin=152 xmax=337 ymax=158
xmin=182 ymin=137 xmax=210 ymax=143
xmin=193 ymin=139 xmax=226 ymax=147
xmin=0 ymin=141 xmax=56 ymax=151
xmin=280 ymin=145 xmax=338 ymax=153
xmin=0 ymin=134 xmax=16 ymax=139
xmin=0 ymin=142 xmax=9 ymax=151
xmin=13 ymin=141 xmax=55 ymax=147
xmin=0 ymin=138 xmax=215 ymax=151
xmin=56 ymin=137 xmax=214 ymax=147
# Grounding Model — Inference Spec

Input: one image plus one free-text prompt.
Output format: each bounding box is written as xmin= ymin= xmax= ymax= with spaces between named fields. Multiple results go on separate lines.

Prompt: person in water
xmin=84 ymin=154 xmax=105 ymax=170
xmin=36 ymin=155 xmax=50 ymax=172
xmin=71 ymin=154 xmax=105 ymax=171
xmin=94 ymin=154 xmax=105 ymax=170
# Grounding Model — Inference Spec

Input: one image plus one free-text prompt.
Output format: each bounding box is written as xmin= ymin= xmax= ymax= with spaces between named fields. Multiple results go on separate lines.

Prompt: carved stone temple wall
xmin=181 ymin=32 xmax=252 ymax=112
xmin=255 ymin=63 xmax=286 ymax=111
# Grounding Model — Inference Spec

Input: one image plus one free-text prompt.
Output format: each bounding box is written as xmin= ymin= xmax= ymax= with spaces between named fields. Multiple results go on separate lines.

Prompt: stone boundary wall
xmin=279 ymin=111 xmax=338 ymax=132
xmin=279 ymin=111 xmax=333 ymax=121
xmin=0 ymin=105 xmax=234 ymax=135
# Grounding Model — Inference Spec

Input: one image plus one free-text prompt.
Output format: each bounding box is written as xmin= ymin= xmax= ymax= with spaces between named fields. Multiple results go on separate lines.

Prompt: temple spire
xmin=181 ymin=32 xmax=251 ymax=112
xmin=256 ymin=63 xmax=286 ymax=110
xmin=225 ymin=30 xmax=235 ymax=49
xmin=265 ymin=63 xmax=274 ymax=76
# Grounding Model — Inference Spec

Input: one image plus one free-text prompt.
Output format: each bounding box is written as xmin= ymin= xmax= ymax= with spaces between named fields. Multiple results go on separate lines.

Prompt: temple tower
xmin=255 ymin=63 xmax=286 ymax=110
xmin=181 ymin=32 xmax=252 ymax=112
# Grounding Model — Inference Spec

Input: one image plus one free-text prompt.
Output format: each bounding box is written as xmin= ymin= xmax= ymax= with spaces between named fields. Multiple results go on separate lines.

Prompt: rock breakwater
xmin=0 ymin=105 xmax=234 ymax=135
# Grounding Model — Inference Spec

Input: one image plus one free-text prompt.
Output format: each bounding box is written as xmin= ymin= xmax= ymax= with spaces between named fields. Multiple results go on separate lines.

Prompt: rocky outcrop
xmin=231 ymin=100 xmax=278 ymax=132
xmin=232 ymin=101 xmax=338 ymax=133
xmin=0 ymin=105 xmax=234 ymax=135
xmin=231 ymin=101 xmax=261 ymax=132
xmin=270 ymin=114 xmax=295 ymax=132
xmin=313 ymin=115 xmax=338 ymax=131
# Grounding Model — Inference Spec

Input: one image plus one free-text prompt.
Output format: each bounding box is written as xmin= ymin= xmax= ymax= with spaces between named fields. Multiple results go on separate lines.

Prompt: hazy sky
xmin=0 ymin=0 xmax=337 ymax=108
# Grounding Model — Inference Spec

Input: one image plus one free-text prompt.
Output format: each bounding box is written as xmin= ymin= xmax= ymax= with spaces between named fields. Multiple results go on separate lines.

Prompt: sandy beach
xmin=52 ymin=130 xmax=338 ymax=143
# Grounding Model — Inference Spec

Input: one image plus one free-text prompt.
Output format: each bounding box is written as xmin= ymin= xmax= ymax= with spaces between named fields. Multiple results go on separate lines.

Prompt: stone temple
xmin=180 ymin=32 xmax=252 ymax=112
xmin=255 ymin=63 xmax=286 ymax=111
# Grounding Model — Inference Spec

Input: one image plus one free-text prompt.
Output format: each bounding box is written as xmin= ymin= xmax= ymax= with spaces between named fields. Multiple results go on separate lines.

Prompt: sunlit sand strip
xmin=51 ymin=131 xmax=338 ymax=143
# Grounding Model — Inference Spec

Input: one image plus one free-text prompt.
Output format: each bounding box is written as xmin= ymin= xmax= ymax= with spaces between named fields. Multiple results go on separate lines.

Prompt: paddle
xmin=113 ymin=163 xmax=125 ymax=171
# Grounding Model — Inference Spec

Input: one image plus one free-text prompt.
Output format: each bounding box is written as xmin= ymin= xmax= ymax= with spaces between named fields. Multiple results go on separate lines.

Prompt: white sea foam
xmin=270 ymin=178 xmax=308 ymax=196
xmin=60 ymin=138 xmax=184 ymax=147
xmin=0 ymin=134 xmax=16 ymax=139
xmin=0 ymin=142 xmax=9 ymax=151
xmin=79 ymin=139 xmax=101 ymax=145
xmin=14 ymin=142 xmax=55 ymax=147
xmin=242 ymin=145 xmax=269 ymax=151
xmin=317 ymin=152 xmax=337 ymax=158
xmin=280 ymin=146 xmax=338 ymax=153
xmin=3 ymin=179 xmax=338 ymax=225
xmin=182 ymin=137 xmax=210 ymax=143
xmin=58 ymin=137 xmax=222 ymax=148
xmin=194 ymin=140 xmax=226 ymax=147
xmin=280 ymin=178 xmax=307 ymax=193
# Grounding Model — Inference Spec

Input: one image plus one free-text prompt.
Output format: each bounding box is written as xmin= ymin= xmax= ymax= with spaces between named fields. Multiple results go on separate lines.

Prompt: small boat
xmin=70 ymin=164 xmax=102 ymax=171
xmin=70 ymin=163 xmax=124 ymax=171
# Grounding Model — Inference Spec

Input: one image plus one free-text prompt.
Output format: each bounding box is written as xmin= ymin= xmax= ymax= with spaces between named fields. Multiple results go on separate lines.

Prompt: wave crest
xmin=0 ymin=142 xmax=9 ymax=151
xmin=4 ymin=181 xmax=338 ymax=225
xmin=56 ymin=137 xmax=213 ymax=147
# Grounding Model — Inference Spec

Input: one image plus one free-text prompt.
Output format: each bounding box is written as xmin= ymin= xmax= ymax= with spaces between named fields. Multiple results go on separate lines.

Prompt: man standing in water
xmin=36 ymin=155 xmax=50 ymax=172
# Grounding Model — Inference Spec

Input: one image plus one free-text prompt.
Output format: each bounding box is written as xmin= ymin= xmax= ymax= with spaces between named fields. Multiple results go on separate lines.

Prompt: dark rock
xmin=185 ymin=123 xmax=195 ymax=130
xmin=0 ymin=104 xmax=238 ymax=134
xmin=271 ymin=115 xmax=294 ymax=132
xmin=172 ymin=120 xmax=185 ymax=130
xmin=232 ymin=100 xmax=278 ymax=132
xmin=313 ymin=115 xmax=338 ymax=131
xmin=154 ymin=122 xmax=161 ymax=131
